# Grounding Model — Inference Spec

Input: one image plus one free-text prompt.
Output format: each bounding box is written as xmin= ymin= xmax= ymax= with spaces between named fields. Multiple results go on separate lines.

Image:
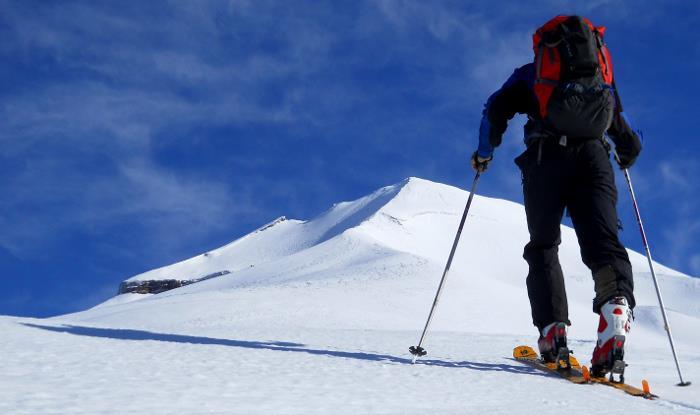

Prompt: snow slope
xmin=1 ymin=177 xmax=698 ymax=414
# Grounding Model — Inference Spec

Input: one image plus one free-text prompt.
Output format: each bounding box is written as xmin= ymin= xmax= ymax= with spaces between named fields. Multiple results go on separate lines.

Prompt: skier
xmin=471 ymin=16 xmax=641 ymax=378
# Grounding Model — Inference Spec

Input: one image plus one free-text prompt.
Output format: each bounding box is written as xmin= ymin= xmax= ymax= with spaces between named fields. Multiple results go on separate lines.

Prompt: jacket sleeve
xmin=607 ymin=86 xmax=642 ymax=163
xmin=477 ymin=64 xmax=534 ymax=158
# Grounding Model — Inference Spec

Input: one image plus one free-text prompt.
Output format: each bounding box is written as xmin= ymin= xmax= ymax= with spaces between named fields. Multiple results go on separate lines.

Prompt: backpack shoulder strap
xmin=593 ymin=27 xmax=614 ymax=84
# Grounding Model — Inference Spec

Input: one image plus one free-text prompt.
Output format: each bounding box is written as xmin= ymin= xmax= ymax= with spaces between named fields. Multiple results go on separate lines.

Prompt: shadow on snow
xmin=22 ymin=323 xmax=546 ymax=377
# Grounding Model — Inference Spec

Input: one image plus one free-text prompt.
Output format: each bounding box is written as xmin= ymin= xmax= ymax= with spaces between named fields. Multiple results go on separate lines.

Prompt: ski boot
xmin=591 ymin=296 xmax=633 ymax=382
xmin=538 ymin=322 xmax=571 ymax=369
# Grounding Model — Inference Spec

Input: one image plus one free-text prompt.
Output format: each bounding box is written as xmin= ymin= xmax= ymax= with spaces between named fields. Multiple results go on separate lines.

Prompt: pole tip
xmin=677 ymin=381 xmax=692 ymax=387
xmin=409 ymin=345 xmax=427 ymax=358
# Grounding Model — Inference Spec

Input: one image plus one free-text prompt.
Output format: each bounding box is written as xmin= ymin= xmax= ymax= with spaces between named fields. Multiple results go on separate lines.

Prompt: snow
xmin=1 ymin=177 xmax=698 ymax=414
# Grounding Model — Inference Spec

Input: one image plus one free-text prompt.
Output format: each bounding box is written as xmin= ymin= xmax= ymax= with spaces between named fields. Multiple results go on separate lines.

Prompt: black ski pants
xmin=514 ymin=138 xmax=635 ymax=332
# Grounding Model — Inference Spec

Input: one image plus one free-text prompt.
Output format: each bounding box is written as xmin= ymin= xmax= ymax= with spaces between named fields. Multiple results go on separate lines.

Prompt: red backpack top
xmin=532 ymin=16 xmax=615 ymax=138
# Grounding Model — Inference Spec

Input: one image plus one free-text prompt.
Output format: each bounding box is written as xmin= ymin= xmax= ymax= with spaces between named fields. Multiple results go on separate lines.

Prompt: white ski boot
xmin=591 ymin=296 xmax=633 ymax=382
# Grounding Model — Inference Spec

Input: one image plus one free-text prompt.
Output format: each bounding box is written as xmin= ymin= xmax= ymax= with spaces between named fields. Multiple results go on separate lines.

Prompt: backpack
xmin=532 ymin=15 xmax=615 ymax=138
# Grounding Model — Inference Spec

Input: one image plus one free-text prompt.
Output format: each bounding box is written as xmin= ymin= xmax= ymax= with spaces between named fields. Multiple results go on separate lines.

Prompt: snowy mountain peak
xmin=122 ymin=177 xmax=454 ymax=287
xmin=106 ymin=176 xmax=697 ymax=349
xmin=302 ymin=176 xmax=485 ymax=243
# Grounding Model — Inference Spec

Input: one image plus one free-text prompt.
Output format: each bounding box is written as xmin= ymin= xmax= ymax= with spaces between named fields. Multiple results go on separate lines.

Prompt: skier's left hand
xmin=614 ymin=130 xmax=641 ymax=170
xmin=471 ymin=151 xmax=493 ymax=173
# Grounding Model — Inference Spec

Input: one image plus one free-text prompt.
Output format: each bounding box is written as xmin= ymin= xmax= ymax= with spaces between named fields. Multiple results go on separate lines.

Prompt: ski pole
xmin=409 ymin=171 xmax=481 ymax=363
xmin=617 ymin=157 xmax=691 ymax=386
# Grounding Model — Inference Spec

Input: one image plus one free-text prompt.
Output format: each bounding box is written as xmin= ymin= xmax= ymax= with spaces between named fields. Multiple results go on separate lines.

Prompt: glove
xmin=613 ymin=129 xmax=642 ymax=170
xmin=616 ymin=149 xmax=638 ymax=169
xmin=471 ymin=151 xmax=493 ymax=173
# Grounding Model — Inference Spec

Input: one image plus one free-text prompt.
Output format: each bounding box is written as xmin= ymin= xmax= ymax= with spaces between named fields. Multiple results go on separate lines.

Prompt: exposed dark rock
xmin=118 ymin=270 xmax=231 ymax=295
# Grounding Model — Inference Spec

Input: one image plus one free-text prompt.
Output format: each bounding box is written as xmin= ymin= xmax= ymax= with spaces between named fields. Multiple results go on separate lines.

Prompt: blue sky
xmin=1 ymin=0 xmax=699 ymax=317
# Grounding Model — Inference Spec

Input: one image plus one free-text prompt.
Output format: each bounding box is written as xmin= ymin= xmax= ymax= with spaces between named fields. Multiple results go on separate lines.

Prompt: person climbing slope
xmin=471 ymin=15 xmax=641 ymax=378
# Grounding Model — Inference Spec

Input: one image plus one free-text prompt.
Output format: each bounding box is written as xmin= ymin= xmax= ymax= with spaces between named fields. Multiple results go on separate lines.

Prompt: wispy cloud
xmin=373 ymin=0 xmax=480 ymax=41
xmin=0 ymin=153 xmax=252 ymax=257
xmin=658 ymin=160 xmax=696 ymax=193
xmin=691 ymin=255 xmax=700 ymax=275
xmin=1 ymin=1 xmax=343 ymax=259
xmin=643 ymin=158 xmax=700 ymax=276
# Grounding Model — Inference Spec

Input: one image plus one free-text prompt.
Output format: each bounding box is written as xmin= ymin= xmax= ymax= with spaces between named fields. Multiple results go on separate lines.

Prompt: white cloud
xmin=115 ymin=159 xmax=250 ymax=226
xmin=660 ymin=219 xmax=700 ymax=275
xmin=646 ymin=158 xmax=700 ymax=275
xmin=658 ymin=160 xmax=696 ymax=193
xmin=373 ymin=0 xmax=477 ymax=41
xmin=468 ymin=30 xmax=532 ymax=94
xmin=0 ymin=2 xmax=350 ymax=260
xmin=690 ymin=255 xmax=700 ymax=277
xmin=0 ymin=153 xmax=254 ymax=258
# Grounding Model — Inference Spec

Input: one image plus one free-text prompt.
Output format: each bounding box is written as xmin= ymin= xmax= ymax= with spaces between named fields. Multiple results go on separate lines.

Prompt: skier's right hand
xmin=615 ymin=149 xmax=638 ymax=170
xmin=471 ymin=151 xmax=493 ymax=173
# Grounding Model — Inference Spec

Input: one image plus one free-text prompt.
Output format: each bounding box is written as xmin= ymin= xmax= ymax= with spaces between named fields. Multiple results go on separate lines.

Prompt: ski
xmin=513 ymin=345 xmax=657 ymax=399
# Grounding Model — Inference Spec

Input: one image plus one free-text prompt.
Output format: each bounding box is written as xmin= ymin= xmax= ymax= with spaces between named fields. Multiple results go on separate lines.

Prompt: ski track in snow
xmin=2 ymin=177 xmax=698 ymax=414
